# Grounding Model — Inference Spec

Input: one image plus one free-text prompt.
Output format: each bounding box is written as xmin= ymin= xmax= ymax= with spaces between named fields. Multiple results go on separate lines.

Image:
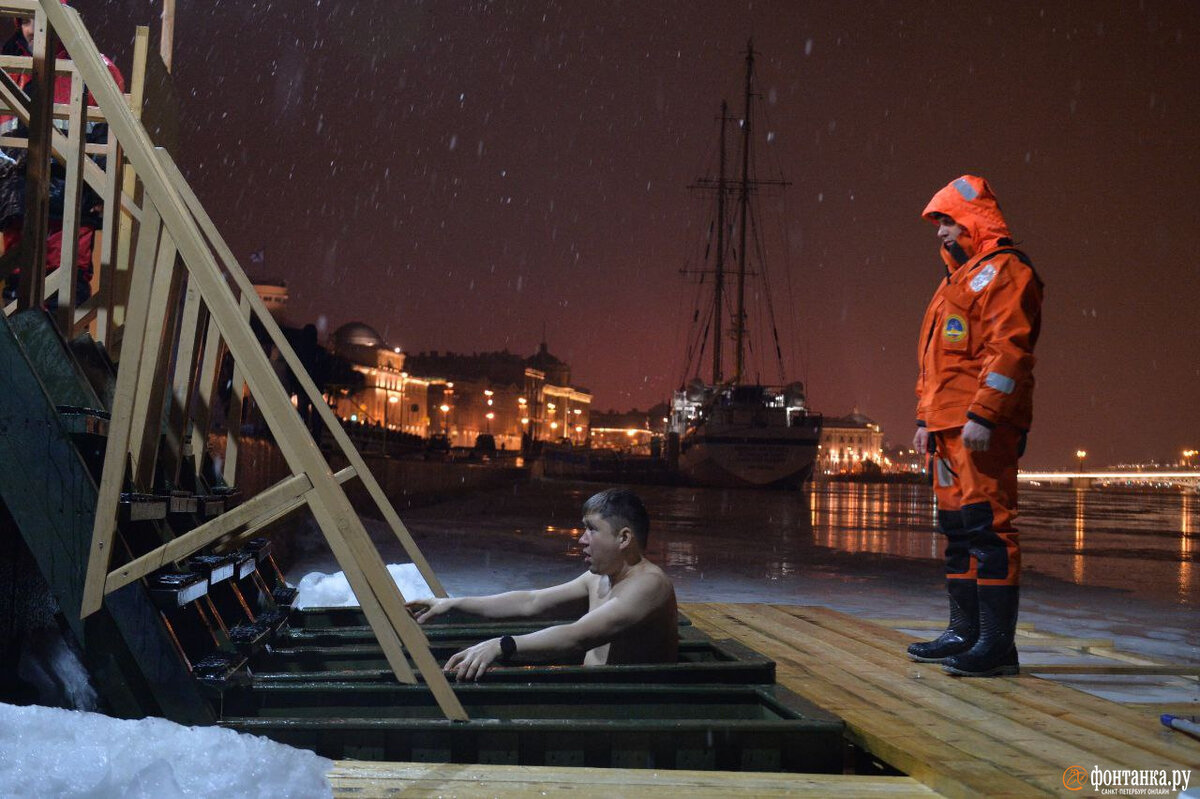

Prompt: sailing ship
xmin=669 ymin=44 xmax=822 ymax=488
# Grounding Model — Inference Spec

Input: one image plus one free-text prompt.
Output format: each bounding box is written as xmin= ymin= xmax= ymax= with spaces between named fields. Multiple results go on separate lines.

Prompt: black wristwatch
xmin=499 ymin=635 xmax=517 ymax=662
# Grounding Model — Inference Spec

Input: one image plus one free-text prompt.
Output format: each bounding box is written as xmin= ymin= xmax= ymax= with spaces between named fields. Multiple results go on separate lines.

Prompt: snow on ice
xmin=0 ymin=702 xmax=331 ymax=798
xmin=294 ymin=562 xmax=435 ymax=608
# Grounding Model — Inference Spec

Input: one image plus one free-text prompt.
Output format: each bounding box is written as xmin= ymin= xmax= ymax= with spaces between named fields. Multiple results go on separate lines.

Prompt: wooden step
xmin=145 ymin=571 xmax=208 ymax=609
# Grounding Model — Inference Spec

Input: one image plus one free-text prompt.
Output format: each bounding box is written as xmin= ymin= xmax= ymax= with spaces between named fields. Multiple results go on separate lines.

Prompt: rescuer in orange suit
xmin=906 ymin=175 xmax=1043 ymax=677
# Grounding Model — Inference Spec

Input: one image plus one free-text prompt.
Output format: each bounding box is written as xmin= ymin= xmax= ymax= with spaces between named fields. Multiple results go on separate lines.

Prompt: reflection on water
xmin=1181 ymin=494 xmax=1193 ymax=604
xmin=1073 ymin=490 xmax=1086 ymax=586
xmin=810 ymin=482 xmax=937 ymax=560
xmin=664 ymin=541 xmax=699 ymax=571
xmin=634 ymin=482 xmax=1198 ymax=607
xmin=1020 ymin=486 xmax=1199 ymax=607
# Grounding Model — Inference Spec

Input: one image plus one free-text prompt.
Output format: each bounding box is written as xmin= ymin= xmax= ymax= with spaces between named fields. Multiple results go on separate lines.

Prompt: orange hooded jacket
xmin=915 ymin=176 xmax=1043 ymax=432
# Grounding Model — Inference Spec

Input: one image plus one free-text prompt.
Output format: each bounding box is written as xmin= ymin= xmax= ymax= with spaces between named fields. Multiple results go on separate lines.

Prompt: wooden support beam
xmin=111 ymin=25 xmax=149 ymax=337
xmin=50 ymin=1 xmax=461 ymax=718
xmin=158 ymin=150 xmax=457 ymax=701
xmin=143 ymin=177 xmax=442 ymax=697
xmin=0 ymin=135 xmax=109 ymax=154
xmin=224 ymin=466 xmax=357 ymax=547
xmin=130 ymin=228 xmax=178 ymax=489
xmin=1024 ymin=664 xmax=1200 ymax=676
xmin=222 ymin=293 xmax=250 ymax=485
xmin=163 ymin=274 xmax=203 ymax=487
xmin=0 ymin=1 xmax=39 ymax=14
xmin=16 ymin=7 xmax=54 ymax=310
xmin=160 ymin=0 xmax=175 ymax=73
xmin=92 ymin=130 xmax=125 ymax=344
xmin=0 ymin=53 xmax=77 ymax=74
xmin=104 ymin=473 xmax=314 ymax=595
xmin=1016 ymin=634 xmax=1115 ymax=651
xmin=81 ymin=202 xmax=161 ymax=617
xmin=51 ymin=69 xmax=87 ymax=333
xmin=191 ymin=308 xmax=221 ymax=478
xmin=0 ymin=100 xmax=113 ymax=123
xmin=161 ymin=151 xmax=448 ymax=599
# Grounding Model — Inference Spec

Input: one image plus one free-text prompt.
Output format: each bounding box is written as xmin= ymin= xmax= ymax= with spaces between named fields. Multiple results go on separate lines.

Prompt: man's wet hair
xmin=583 ymin=488 xmax=650 ymax=549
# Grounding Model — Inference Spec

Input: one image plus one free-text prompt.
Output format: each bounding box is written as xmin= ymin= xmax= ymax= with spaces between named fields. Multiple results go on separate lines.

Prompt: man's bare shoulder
xmin=615 ymin=560 xmax=675 ymax=598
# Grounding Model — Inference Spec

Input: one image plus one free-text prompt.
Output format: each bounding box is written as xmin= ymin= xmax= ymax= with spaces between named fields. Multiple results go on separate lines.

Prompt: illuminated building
xmin=329 ymin=323 xmax=430 ymax=436
xmin=405 ymin=341 xmax=592 ymax=450
xmin=818 ymin=409 xmax=885 ymax=473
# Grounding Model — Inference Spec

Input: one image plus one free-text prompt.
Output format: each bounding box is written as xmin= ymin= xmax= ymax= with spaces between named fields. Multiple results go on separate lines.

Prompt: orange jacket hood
xmin=922 ymin=176 xmax=1012 ymax=270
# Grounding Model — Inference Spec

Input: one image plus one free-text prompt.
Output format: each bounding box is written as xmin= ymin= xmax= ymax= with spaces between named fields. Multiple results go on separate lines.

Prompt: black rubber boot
xmin=907 ymin=579 xmax=978 ymax=662
xmin=942 ymin=585 xmax=1020 ymax=677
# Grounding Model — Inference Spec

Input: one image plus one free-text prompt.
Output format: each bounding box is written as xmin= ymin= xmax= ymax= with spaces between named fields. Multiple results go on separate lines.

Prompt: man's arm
xmin=967 ymin=257 xmax=1042 ymax=430
xmin=444 ymin=572 xmax=671 ymax=681
xmin=407 ymin=572 xmax=591 ymax=624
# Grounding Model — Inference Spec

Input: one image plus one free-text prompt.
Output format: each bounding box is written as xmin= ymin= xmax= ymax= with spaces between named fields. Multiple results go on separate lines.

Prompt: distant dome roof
xmin=528 ymin=341 xmax=564 ymax=368
xmin=333 ymin=322 xmax=384 ymax=349
xmin=845 ymin=407 xmax=876 ymax=426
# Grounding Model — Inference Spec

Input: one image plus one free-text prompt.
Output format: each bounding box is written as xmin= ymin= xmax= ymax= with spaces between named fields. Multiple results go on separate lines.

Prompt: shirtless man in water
xmin=406 ymin=488 xmax=678 ymax=682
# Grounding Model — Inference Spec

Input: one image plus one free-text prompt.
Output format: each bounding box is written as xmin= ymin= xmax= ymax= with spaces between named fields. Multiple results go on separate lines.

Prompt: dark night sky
xmin=80 ymin=1 xmax=1199 ymax=468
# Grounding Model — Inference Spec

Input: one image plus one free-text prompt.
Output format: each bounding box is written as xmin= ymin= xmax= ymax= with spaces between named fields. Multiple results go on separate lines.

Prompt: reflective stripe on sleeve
xmin=985 ymin=372 xmax=1016 ymax=394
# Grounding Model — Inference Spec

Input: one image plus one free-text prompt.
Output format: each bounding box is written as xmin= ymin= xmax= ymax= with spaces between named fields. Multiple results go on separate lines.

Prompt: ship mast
xmin=733 ymin=42 xmax=754 ymax=384
xmin=712 ymin=100 xmax=728 ymax=384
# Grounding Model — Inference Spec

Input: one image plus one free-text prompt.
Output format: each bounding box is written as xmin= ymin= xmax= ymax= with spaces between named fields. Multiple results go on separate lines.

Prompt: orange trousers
xmin=930 ymin=426 xmax=1022 ymax=587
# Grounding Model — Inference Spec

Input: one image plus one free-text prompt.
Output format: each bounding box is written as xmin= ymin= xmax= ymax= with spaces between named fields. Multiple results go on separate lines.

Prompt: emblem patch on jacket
xmin=943 ymin=314 xmax=967 ymax=344
xmin=970 ymin=263 xmax=997 ymax=292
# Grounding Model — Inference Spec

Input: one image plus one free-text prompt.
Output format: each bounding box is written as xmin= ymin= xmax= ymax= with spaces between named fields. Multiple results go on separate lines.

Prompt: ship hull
xmin=677 ymin=424 xmax=820 ymax=489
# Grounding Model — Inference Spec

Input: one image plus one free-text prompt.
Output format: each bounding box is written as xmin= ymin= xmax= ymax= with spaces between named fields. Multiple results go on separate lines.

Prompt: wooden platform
xmin=329 ymin=762 xmax=936 ymax=797
xmin=329 ymin=603 xmax=1197 ymax=797
xmin=684 ymin=604 xmax=1199 ymax=799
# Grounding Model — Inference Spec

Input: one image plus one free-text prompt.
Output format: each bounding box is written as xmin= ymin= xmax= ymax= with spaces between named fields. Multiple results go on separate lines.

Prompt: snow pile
xmin=0 ymin=702 xmax=332 ymax=798
xmin=294 ymin=562 xmax=435 ymax=609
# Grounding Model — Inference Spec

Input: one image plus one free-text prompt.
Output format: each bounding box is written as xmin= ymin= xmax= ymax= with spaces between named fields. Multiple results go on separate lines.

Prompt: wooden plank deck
xmin=683 ymin=604 xmax=1200 ymax=799
xmin=328 ymin=762 xmax=937 ymax=797
xmin=327 ymin=602 xmax=1196 ymax=797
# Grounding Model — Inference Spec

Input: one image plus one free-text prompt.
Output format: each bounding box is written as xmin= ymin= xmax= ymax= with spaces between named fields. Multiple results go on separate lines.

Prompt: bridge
xmin=1018 ymin=470 xmax=1200 ymax=490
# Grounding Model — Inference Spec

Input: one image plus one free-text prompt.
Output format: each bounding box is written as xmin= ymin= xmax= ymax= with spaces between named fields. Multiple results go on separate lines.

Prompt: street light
xmin=1184 ymin=449 xmax=1197 ymax=468
xmin=399 ymin=373 xmax=407 ymax=432
xmin=383 ymin=394 xmax=399 ymax=456
xmin=1075 ymin=449 xmax=1087 ymax=472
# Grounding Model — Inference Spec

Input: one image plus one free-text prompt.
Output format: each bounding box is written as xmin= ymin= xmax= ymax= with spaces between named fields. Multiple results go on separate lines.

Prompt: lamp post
xmin=1075 ymin=449 xmax=1087 ymax=473
xmin=1184 ymin=449 xmax=1197 ymax=469
xmin=399 ymin=372 xmax=407 ymax=433
xmin=384 ymin=394 xmax=398 ymax=455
